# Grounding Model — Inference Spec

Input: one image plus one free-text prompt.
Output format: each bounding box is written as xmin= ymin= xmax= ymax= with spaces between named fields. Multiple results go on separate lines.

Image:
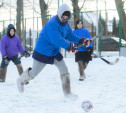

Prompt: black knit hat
xmin=76 ymin=20 xmax=83 ymax=25
xmin=62 ymin=11 xmax=70 ymax=17
xmin=75 ymin=20 xmax=83 ymax=29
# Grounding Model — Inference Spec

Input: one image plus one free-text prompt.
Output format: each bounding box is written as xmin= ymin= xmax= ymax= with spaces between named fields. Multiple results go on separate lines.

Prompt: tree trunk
xmin=112 ymin=17 xmax=116 ymax=36
xmin=39 ymin=0 xmax=49 ymax=28
xmin=115 ymin=0 xmax=126 ymax=41
xmin=71 ymin=0 xmax=80 ymax=28
xmin=16 ymin=0 xmax=23 ymax=41
xmin=22 ymin=4 xmax=25 ymax=47
xmin=0 ymin=1 xmax=3 ymax=7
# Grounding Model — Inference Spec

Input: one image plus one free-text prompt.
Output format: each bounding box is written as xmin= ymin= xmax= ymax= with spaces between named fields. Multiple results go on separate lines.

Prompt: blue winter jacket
xmin=73 ymin=27 xmax=92 ymax=52
xmin=33 ymin=16 xmax=81 ymax=64
xmin=34 ymin=16 xmax=81 ymax=57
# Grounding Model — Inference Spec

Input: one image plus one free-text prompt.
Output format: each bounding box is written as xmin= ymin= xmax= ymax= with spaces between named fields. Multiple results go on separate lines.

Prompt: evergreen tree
xmin=100 ymin=17 xmax=107 ymax=36
xmin=112 ymin=17 xmax=116 ymax=36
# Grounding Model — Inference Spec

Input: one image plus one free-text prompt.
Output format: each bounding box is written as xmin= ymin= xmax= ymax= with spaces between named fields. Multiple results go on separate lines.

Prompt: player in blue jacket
xmin=17 ymin=4 xmax=90 ymax=98
xmin=73 ymin=20 xmax=93 ymax=81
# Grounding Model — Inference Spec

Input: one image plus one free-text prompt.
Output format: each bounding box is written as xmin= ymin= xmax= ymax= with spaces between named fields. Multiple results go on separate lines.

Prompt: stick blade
xmin=116 ymin=58 xmax=119 ymax=62
xmin=109 ymin=58 xmax=119 ymax=65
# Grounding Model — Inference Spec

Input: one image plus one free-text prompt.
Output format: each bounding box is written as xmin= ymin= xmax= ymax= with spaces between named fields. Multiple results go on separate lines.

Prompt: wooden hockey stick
xmin=76 ymin=44 xmax=119 ymax=65
xmin=92 ymin=53 xmax=119 ymax=65
xmin=101 ymin=57 xmax=119 ymax=65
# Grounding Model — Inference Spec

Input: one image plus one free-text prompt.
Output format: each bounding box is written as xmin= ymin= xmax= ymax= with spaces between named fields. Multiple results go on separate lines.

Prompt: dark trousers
xmin=0 ymin=56 xmax=21 ymax=68
xmin=0 ymin=56 xmax=23 ymax=82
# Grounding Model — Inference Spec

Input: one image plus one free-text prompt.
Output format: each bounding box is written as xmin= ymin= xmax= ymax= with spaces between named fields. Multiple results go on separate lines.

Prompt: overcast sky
xmin=0 ymin=0 xmax=125 ymax=30
xmin=0 ymin=0 xmax=121 ymax=20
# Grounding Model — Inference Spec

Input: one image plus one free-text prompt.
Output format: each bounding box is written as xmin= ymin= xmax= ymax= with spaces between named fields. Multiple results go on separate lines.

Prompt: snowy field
xmin=0 ymin=52 xmax=126 ymax=113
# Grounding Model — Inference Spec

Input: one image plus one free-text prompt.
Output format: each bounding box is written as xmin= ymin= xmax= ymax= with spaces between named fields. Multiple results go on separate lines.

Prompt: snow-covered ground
xmin=0 ymin=52 xmax=126 ymax=113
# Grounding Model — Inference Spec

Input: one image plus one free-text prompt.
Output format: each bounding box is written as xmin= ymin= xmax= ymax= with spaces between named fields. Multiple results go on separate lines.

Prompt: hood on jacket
xmin=7 ymin=24 xmax=16 ymax=38
xmin=57 ymin=4 xmax=71 ymax=23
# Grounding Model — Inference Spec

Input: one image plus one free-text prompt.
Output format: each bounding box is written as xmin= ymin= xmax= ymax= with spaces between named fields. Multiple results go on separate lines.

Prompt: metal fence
xmin=0 ymin=9 xmax=125 ymax=56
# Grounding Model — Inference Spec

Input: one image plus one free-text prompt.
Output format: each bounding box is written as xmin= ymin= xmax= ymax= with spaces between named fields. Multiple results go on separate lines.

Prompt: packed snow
xmin=0 ymin=52 xmax=126 ymax=113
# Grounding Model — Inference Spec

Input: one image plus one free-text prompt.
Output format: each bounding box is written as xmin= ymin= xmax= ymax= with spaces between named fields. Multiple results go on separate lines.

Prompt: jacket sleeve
xmin=17 ymin=37 xmax=25 ymax=54
xmin=65 ymin=24 xmax=81 ymax=43
xmin=85 ymin=30 xmax=91 ymax=39
xmin=85 ymin=30 xmax=92 ymax=47
xmin=0 ymin=38 xmax=7 ymax=57
xmin=45 ymin=23 xmax=70 ymax=50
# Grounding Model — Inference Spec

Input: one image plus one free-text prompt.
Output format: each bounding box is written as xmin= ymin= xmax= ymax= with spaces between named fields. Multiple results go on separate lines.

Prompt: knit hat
xmin=75 ymin=20 xmax=83 ymax=29
xmin=76 ymin=20 xmax=83 ymax=25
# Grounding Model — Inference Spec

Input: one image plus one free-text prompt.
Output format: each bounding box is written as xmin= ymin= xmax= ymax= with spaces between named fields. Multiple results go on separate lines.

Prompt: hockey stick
xmin=92 ymin=53 xmax=119 ymax=65
xmin=76 ymin=45 xmax=119 ymax=65
xmin=18 ymin=52 xmax=31 ymax=60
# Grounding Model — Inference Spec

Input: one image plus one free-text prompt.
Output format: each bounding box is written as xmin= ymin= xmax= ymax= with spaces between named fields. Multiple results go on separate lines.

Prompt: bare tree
xmin=16 ymin=0 xmax=24 ymax=41
xmin=0 ymin=0 xmax=4 ymax=7
xmin=71 ymin=0 xmax=85 ymax=27
xmin=115 ymin=0 xmax=126 ymax=41
xmin=39 ymin=0 xmax=53 ymax=27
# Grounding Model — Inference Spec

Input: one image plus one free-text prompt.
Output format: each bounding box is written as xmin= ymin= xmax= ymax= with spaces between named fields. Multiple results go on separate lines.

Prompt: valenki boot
xmin=0 ymin=67 xmax=7 ymax=82
xmin=17 ymin=67 xmax=33 ymax=93
xmin=60 ymin=73 xmax=78 ymax=98
xmin=78 ymin=61 xmax=87 ymax=81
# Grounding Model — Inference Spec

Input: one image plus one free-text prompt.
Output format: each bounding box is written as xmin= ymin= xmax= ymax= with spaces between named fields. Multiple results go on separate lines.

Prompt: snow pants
xmin=29 ymin=59 xmax=69 ymax=78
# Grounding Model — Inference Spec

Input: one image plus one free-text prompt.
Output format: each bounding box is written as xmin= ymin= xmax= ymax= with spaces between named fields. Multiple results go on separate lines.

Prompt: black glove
xmin=3 ymin=56 xmax=9 ymax=65
xmin=87 ymin=47 xmax=93 ymax=54
xmin=78 ymin=38 xmax=86 ymax=45
xmin=23 ymin=51 xmax=30 ymax=58
xmin=78 ymin=38 xmax=92 ymax=47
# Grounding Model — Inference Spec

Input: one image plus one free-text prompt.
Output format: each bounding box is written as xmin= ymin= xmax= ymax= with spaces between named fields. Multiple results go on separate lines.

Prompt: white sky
xmin=0 ymin=0 xmax=125 ymax=30
xmin=0 ymin=0 xmax=121 ymax=21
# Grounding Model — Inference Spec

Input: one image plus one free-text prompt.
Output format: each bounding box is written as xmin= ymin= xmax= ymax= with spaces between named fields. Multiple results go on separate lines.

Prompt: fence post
xmin=98 ymin=11 xmax=101 ymax=56
xmin=3 ymin=21 xmax=5 ymax=36
xmin=37 ymin=17 xmax=39 ymax=39
xmin=119 ymin=8 xmax=122 ymax=56
xmin=25 ymin=18 xmax=26 ymax=50
xmin=14 ymin=20 xmax=15 ymax=26
xmin=81 ymin=12 xmax=83 ymax=20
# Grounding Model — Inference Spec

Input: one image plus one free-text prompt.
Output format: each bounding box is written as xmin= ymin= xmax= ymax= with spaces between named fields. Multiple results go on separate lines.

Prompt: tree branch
xmin=80 ymin=0 xmax=86 ymax=11
xmin=47 ymin=0 xmax=54 ymax=6
xmin=0 ymin=0 xmax=4 ymax=7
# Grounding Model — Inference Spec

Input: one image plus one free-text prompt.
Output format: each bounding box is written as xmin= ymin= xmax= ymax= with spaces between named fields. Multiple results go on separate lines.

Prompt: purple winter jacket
xmin=0 ymin=24 xmax=25 ymax=58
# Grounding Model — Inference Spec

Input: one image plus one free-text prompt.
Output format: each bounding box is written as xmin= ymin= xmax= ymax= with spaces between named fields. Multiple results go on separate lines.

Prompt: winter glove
xmin=78 ymin=38 xmax=92 ymax=47
xmin=3 ymin=56 xmax=9 ymax=65
xmin=87 ymin=47 xmax=93 ymax=55
xmin=22 ymin=51 xmax=30 ymax=58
